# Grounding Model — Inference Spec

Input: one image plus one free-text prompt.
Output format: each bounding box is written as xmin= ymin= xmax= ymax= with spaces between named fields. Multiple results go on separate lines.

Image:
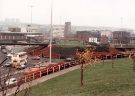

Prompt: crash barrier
xmin=20 ymin=61 xmax=77 ymax=83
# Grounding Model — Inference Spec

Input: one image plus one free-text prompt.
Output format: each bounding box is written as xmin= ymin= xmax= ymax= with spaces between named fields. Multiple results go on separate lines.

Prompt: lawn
xmin=17 ymin=58 xmax=135 ymax=96
xmin=56 ymin=40 xmax=85 ymax=47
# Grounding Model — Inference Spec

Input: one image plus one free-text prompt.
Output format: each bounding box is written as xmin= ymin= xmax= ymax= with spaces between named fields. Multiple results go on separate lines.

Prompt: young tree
xmin=76 ymin=48 xmax=95 ymax=86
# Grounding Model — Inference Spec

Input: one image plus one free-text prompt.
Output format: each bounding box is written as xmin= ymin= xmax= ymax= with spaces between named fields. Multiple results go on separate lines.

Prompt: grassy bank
xmin=17 ymin=58 xmax=135 ymax=96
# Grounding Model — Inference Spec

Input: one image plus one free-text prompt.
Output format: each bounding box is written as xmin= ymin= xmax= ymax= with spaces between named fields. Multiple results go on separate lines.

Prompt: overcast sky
xmin=0 ymin=0 xmax=135 ymax=29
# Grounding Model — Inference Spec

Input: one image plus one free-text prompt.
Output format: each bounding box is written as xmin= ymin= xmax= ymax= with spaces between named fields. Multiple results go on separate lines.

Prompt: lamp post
xmin=30 ymin=5 xmax=34 ymax=26
xmin=49 ymin=0 xmax=53 ymax=64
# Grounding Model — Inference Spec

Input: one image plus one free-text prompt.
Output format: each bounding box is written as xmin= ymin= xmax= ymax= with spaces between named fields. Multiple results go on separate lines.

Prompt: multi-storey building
xmin=100 ymin=35 xmax=109 ymax=44
xmin=76 ymin=31 xmax=91 ymax=41
xmin=76 ymin=31 xmax=101 ymax=42
xmin=64 ymin=22 xmax=71 ymax=38
xmin=112 ymin=31 xmax=130 ymax=44
xmin=0 ymin=32 xmax=43 ymax=43
xmin=130 ymin=33 xmax=135 ymax=44
xmin=52 ymin=25 xmax=64 ymax=38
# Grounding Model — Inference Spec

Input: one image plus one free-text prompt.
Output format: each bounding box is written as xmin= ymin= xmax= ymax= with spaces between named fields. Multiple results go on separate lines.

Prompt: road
xmin=0 ymin=45 xmax=63 ymax=83
xmin=4 ymin=65 xmax=80 ymax=96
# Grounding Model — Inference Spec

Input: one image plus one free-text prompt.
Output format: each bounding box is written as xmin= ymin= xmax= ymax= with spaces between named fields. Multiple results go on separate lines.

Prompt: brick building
xmin=76 ymin=31 xmax=101 ymax=42
xmin=112 ymin=31 xmax=130 ymax=44
xmin=0 ymin=32 xmax=43 ymax=43
xmin=100 ymin=35 xmax=109 ymax=44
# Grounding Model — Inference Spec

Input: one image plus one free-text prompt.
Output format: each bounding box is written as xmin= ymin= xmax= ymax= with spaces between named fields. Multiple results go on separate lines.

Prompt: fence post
xmin=112 ymin=56 xmax=114 ymax=68
xmin=25 ymin=76 xmax=27 ymax=83
xmin=53 ymin=67 xmax=55 ymax=73
xmin=58 ymin=65 xmax=60 ymax=71
xmin=33 ymin=73 xmax=35 ymax=80
xmin=47 ymin=68 xmax=48 ymax=75
xmin=40 ymin=71 xmax=42 ymax=77
xmin=64 ymin=63 xmax=65 ymax=69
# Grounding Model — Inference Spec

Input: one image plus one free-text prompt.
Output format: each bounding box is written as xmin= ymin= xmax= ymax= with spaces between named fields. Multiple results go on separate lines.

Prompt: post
xmin=102 ymin=56 xmax=104 ymax=65
xmin=112 ymin=55 xmax=114 ymax=68
xmin=47 ymin=68 xmax=48 ymax=75
xmin=64 ymin=63 xmax=65 ymax=69
xmin=49 ymin=0 xmax=53 ymax=64
xmin=58 ymin=65 xmax=60 ymax=71
xmin=53 ymin=67 xmax=54 ymax=73
xmin=24 ymin=76 xmax=26 ymax=83
xmin=30 ymin=5 xmax=34 ymax=26
xmin=33 ymin=73 xmax=35 ymax=80
xmin=132 ymin=56 xmax=135 ymax=71
xmin=40 ymin=71 xmax=42 ymax=77
xmin=81 ymin=61 xmax=84 ymax=86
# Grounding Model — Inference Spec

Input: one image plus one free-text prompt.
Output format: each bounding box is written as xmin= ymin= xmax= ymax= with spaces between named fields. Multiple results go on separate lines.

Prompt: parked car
xmin=5 ymin=78 xmax=17 ymax=86
xmin=32 ymin=56 xmax=40 ymax=60
xmin=65 ymin=57 xmax=75 ymax=62
xmin=17 ymin=64 xmax=27 ymax=70
xmin=4 ymin=62 xmax=12 ymax=67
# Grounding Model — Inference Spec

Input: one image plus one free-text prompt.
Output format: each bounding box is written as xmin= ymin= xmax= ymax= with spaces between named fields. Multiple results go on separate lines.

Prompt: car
xmin=17 ymin=64 xmax=27 ymax=70
xmin=1 ymin=49 xmax=7 ymax=54
xmin=4 ymin=62 xmax=12 ymax=67
xmin=65 ymin=57 xmax=75 ymax=62
xmin=5 ymin=78 xmax=17 ymax=86
xmin=32 ymin=56 xmax=40 ymax=60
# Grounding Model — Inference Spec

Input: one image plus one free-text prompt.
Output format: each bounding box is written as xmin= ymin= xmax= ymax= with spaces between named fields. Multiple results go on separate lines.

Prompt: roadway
xmin=0 ymin=45 xmax=63 ymax=84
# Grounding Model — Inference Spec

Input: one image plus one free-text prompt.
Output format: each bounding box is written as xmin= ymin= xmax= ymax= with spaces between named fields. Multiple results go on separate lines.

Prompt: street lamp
xmin=30 ymin=5 xmax=34 ymax=26
xmin=49 ymin=0 xmax=53 ymax=64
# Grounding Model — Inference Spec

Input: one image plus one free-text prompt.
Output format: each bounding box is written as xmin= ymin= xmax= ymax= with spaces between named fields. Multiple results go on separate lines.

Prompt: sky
xmin=0 ymin=0 xmax=135 ymax=29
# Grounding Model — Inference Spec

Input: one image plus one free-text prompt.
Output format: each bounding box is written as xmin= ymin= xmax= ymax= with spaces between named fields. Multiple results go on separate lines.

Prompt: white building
xmin=89 ymin=37 xmax=99 ymax=44
xmin=53 ymin=25 xmax=64 ymax=38
xmin=101 ymin=31 xmax=112 ymax=38
xmin=19 ymin=24 xmax=40 ymax=33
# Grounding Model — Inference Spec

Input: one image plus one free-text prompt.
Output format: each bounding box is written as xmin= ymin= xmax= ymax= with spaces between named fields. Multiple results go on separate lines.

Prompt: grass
xmin=17 ymin=58 xmax=135 ymax=96
xmin=56 ymin=40 xmax=85 ymax=47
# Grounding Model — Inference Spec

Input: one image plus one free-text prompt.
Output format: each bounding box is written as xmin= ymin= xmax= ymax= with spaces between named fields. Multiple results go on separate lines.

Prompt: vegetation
xmin=17 ymin=58 xmax=135 ymax=96
xmin=76 ymin=48 xmax=95 ymax=86
xmin=95 ymin=44 xmax=109 ymax=52
xmin=56 ymin=40 xmax=85 ymax=47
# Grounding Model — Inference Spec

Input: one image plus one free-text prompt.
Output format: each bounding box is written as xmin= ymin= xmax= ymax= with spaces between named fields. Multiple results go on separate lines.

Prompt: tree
xmin=76 ymin=48 xmax=95 ymax=86
xmin=131 ymin=55 xmax=135 ymax=71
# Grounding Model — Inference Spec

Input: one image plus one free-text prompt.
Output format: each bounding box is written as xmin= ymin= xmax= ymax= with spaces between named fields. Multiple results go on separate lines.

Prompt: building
xmin=100 ymin=35 xmax=109 ymax=44
xmin=130 ymin=33 xmax=135 ymax=44
xmin=52 ymin=25 xmax=64 ymax=38
xmin=76 ymin=31 xmax=91 ymax=41
xmin=8 ymin=27 xmax=21 ymax=32
xmin=64 ymin=22 xmax=71 ymax=38
xmin=89 ymin=37 xmax=99 ymax=44
xmin=101 ymin=30 xmax=112 ymax=38
xmin=101 ymin=30 xmax=112 ymax=43
xmin=0 ymin=32 xmax=43 ymax=43
xmin=26 ymin=25 xmax=40 ymax=33
xmin=76 ymin=31 xmax=101 ymax=42
xmin=111 ymin=31 xmax=130 ymax=48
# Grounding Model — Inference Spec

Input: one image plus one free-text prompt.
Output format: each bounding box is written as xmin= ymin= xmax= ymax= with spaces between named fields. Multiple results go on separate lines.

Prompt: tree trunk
xmin=81 ymin=62 xmax=84 ymax=86
xmin=102 ymin=56 xmax=104 ymax=65
xmin=133 ymin=59 xmax=135 ymax=71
